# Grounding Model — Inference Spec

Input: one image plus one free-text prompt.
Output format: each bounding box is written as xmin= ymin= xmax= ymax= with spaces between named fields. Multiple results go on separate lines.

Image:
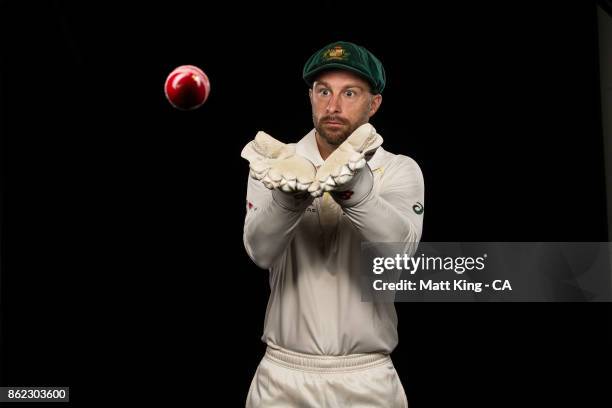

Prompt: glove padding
xmin=308 ymin=123 xmax=383 ymax=198
xmin=241 ymin=131 xmax=316 ymax=193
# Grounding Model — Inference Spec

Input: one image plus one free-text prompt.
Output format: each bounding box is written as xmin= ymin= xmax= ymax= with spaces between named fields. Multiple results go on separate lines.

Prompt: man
xmin=241 ymin=41 xmax=424 ymax=407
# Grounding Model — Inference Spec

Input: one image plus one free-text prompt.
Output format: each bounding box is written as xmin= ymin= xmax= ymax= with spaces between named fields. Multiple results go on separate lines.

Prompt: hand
xmin=308 ymin=123 xmax=383 ymax=198
xmin=241 ymin=131 xmax=316 ymax=193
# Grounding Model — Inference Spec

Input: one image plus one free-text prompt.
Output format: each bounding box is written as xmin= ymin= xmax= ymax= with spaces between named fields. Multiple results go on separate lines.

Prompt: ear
xmin=368 ymin=94 xmax=383 ymax=118
xmin=309 ymin=88 xmax=313 ymax=102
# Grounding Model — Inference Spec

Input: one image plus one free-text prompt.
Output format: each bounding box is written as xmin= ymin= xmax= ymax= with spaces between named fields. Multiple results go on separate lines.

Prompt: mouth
xmin=323 ymin=121 xmax=344 ymax=127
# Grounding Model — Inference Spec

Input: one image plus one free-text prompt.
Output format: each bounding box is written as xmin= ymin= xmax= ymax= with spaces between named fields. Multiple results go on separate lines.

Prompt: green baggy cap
xmin=302 ymin=41 xmax=386 ymax=94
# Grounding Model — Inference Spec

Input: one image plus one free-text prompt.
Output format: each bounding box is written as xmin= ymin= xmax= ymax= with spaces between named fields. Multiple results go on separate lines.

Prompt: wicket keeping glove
xmin=308 ymin=123 xmax=383 ymax=201
xmin=241 ymin=131 xmax=316 ymax=194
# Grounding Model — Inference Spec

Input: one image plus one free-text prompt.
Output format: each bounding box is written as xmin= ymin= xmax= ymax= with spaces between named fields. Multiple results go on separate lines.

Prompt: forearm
xmin=341 ymin=192 xmax=419 ymax=244
xmin=332 ymin=158 xmax=424 ymax=254
xmin=244 ymin=183 xmax=313 ymax=269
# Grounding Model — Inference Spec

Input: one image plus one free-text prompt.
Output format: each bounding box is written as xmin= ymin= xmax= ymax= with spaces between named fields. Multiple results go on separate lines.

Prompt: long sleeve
xmin=243 ymin=176 xmax=314 ymax=269
xmin=332 ymin=155 xmax=425 ymax=252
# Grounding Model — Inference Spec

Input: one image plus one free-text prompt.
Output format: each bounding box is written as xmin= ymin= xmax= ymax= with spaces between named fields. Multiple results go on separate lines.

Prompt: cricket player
xmin=241 ymin=41 xmax=424 ymax=407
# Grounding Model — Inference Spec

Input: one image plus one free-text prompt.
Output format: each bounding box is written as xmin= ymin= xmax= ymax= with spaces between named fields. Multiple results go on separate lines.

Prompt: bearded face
xmin=310 ymin=70 xmax=381 ymax=147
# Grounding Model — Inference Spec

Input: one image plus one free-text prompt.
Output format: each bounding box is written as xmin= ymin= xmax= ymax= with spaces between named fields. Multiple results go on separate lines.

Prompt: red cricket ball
xmin=164 ymin=65 xmax=210 ymax=110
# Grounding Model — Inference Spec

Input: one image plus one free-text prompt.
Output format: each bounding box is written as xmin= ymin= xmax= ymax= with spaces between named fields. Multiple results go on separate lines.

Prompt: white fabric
xmin=246 ymin=345 xmax=409 ymax=407
xmin=243 ymin=128 xmax=425 ymax=355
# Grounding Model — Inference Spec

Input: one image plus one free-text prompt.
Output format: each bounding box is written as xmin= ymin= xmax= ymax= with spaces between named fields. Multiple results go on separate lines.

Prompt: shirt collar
xmin=296 ymin=128 xmax=386 ymax=170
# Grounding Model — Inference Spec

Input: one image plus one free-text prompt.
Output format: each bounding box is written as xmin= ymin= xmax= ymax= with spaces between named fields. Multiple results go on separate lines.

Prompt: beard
xmin=315 ymin=122 xmax=350 ymax=146
xmin=313 ymin=114 xmax=366 ymax=146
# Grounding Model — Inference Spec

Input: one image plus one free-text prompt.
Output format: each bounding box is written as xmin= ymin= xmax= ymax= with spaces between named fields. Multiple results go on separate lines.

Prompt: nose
xmin=326 ymin=94 xmax=341 ymax=114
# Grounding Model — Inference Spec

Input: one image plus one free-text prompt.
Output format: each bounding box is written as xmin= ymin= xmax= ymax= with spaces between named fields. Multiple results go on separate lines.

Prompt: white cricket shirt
xmin=243 ymin=128 xmax=424 ymax=355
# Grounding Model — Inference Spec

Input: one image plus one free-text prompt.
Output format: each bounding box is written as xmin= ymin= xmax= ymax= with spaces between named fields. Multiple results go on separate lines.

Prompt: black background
xmin=1 ymin=1 xmax=611 ymax=406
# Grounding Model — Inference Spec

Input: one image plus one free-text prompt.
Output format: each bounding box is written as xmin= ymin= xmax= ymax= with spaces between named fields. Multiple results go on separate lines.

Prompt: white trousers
xmin=246 ymin=346 xmax=408 ymax=407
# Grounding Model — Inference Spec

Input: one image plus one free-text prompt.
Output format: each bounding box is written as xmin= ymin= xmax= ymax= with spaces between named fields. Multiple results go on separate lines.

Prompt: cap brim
xmin=303 ymin=63 xmax=375 ymax=90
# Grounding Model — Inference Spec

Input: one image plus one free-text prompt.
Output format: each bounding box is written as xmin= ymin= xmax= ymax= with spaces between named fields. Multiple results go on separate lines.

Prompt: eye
xmin=345 ymin=90 xmax=356 ymax=97
xmin=318 ymin=89 xmax=330 ymax=96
